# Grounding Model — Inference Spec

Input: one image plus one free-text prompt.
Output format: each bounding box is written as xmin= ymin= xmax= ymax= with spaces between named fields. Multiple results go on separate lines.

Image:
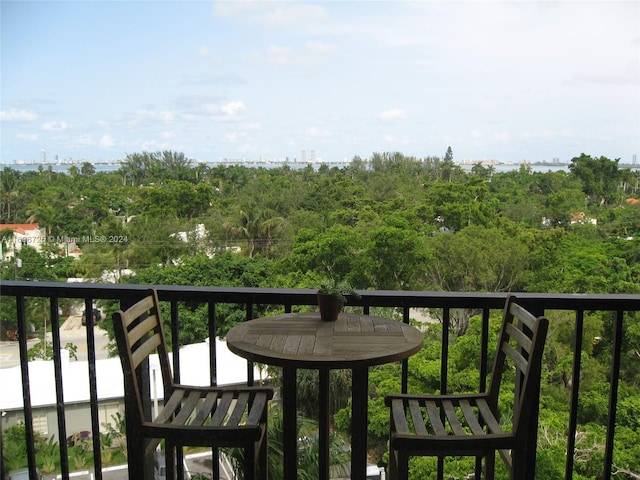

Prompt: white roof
xmin=0 ymin=338 xmax=264 ymax=411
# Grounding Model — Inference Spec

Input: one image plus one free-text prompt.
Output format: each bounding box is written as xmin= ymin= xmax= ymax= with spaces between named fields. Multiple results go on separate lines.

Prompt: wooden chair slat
xmin=391 ymin=399 xmax=411 ymax=435
xmin=112 ymin=289 xmax=273 ymax=480
xmin=505 ymin=322 xmax=531 ymax=352
xmin=246 ymin=392 xmax=270 ymax=426
xmin=459 ymin=399 xmax=485 ymax=436
xmin=155 ymin=390 xmax=187 ymax=424
xmin=502 ymin=342 xmax=529 ymax=374
xmin=442 ymin=400 xmax=467 ymax=436
xmin=476 ymin=399 xmax=503 ymax=434
xmin=385 ymin=295 xmax=549 ymax=480
xmin=122 ymin=296 xmax=156 ymax=328
xmin=128 ymin=315 xmax=159 ymax=345
xmin=227 ymin=391 xmax=251 ymax=427
xmin=131 ymin=333 xmax=161 ymax=370
xmin=408 ymin=400 xmax=428 ymax=436
xmin=171 ymin=390 xmax=202 ymax=426
xmin=191 ymin=391 xmax=220 ymax=426
xmin=508 ymin=302 xmax=537 ymax=331
xmin=211 ymin=391 xmax=235 ymax=427
xmin=425 ymin=400 xmax=447 ymax=436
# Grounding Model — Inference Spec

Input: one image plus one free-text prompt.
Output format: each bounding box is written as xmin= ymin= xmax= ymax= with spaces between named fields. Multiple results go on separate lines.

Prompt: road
xmin=0 ymin=315 xmax=111 ymax=369
xmin=44 ymin=452 xmax=220 ymax=480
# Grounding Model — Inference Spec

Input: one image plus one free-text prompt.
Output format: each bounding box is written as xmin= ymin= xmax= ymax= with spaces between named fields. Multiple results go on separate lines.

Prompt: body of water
xmin=1 ymin=160 xmax=573 ymax=175
xmin=3 ymin=161 xmax=636 ymax=175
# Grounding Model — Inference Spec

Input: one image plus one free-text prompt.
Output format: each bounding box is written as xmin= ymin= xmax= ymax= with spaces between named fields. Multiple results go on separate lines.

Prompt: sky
xmin=1 ymin=0 xmax=639 ymax=165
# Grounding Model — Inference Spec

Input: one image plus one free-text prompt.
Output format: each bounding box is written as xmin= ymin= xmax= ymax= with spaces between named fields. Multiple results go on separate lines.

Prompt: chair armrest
xmin=384 ymin=392 xmax=489 ymax=407
xmin=172 ymin=383 xmax=274 ymax=399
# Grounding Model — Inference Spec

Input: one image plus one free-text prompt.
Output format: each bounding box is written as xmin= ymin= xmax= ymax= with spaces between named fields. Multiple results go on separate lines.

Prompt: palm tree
xmin=235 ymin=202 xmax=262 ymax=258
xmin=26 ymin=199 xmax=59 ymax=236
xmin=1 ymin=166 xmax=20 ymax=222
xmin=233 ymin=202 xmax=286 ymax=258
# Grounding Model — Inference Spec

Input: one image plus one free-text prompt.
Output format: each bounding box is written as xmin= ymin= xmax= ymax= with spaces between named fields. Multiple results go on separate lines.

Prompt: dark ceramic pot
xmin=317 ymin=292 xmax=341 ymax=322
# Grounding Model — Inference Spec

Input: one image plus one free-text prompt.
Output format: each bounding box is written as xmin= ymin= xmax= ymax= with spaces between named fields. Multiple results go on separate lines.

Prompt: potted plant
xmin=317 ymin=277 xmax=360 ymax=322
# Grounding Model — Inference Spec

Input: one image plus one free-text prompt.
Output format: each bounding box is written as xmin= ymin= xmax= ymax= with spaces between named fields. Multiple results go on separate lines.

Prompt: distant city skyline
xmin=1 ymin=1 xmax=638 ymax=165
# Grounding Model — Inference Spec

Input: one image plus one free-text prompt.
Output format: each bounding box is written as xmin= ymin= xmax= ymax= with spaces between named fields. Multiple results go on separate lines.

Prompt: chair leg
xmin=165 ymin=444 xmax=176 ymax=480
xmin=126 ymin=435 xmax=144 ymax=480
xmin=397 ymin=451 xmax=409 ymax=480
xmin=388 ymin=448 xmax=397 ymax=480
xmin=243 ymin=445 xmax=257 ymax=480
xmin=511 ymin=447 xmax=535 ymax=480
xmin=484 ymin=452 xmax=495 ymax=480
xmin=258 ymin=435 xmax=268 ymax=480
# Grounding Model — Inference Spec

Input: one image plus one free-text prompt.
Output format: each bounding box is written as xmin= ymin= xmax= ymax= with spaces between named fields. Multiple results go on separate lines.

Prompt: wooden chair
xmin=385 ymin=295 xmax=549 ymax=480
xmin=112 ymin=289 xmax=273 ymax=480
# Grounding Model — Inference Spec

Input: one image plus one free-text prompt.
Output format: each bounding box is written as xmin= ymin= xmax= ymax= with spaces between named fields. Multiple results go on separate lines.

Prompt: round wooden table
xmin=226 ymin=312 xmax=423 ymax=480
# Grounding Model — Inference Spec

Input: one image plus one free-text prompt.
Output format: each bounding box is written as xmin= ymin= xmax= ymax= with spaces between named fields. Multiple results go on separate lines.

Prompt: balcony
xmin=1 ymin=280 xmax=639 ymax=480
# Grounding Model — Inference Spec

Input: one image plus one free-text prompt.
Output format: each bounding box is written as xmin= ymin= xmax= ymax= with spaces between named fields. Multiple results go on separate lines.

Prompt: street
xmin=45 ymin=452 xmax=219 ymax=480
xmin=0 ymin=315 xmax=111 ymax=369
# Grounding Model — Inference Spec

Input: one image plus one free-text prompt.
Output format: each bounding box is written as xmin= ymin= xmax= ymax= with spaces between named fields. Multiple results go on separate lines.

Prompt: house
xmin=570 ymin=212 xmax=597 ymax=225
xmin=0 ymin=223 xmax=80 ymax=260
xmin=0 ymin=338 xmax=266 ymax=443
xmin=0 ymin=223 xmax=47 ymax=260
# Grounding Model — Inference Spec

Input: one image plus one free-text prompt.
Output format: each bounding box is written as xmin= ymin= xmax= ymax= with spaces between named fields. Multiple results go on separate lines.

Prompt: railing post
xmin=1 ymin=283 xmax=638 ymax=480
xmin=208 ymin=301 xmax=220 ymax=480
xmin=50 ymin=296 xmax=71 ymax=478
xmin=16 ymin=295 xmax=39 ymax=480
xmin=401 ymin=306 xmax=410 ymax=393
xmin=565 ymin=310 xmax=585 ymax=480
xmin=603 ymin=310 xmax=624 ymax=480
xmin=84 ymin=298 xmax=103 ymax=479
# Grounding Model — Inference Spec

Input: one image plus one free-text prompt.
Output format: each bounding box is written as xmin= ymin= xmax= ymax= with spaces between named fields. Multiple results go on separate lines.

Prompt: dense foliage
xmin=1 ymin=151 xmax=639 ymax=477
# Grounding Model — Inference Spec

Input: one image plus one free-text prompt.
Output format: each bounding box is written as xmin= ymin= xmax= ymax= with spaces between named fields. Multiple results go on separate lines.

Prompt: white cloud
xmin=42 ymin=121 xmax=69 ymax=131
xmin=198 ymin=46 xmax=209 ymax=57
xmin=262 ymin=44 xmax=296 ymax=66
xmin=99 ymin=134 xmax=115 ymax=147
xmin=224 ymin=131 xmax=248 ymax=143
xmin=222 ymin=101 xmax=245 ymax=116
xmin=306 ymin=127 xmax=330 ymax=138
xmin=568 ymin=71 xmax=640 ymax=86
xmin=220 ymin=101 xmax=246 ymax=119
xmin=202 ymin=101 xmax=247 ymax=122
xmin=383 ymin=134 xmax=410 ymax=145
xmin=213 ymin=1 xmax=265 ymax=18
xmin=1 ymin=109 xmax=38 ymax=122
xmin=182 ymin=72 xmax=246 ymax=86
xmin=16 ymin=133 xmax=38 ymax=141
xmin=305 ymin=41 xmax=332 ymax=55
xmin=253 ymin=42 xmax=330 ymax=66
xmin=379 ymin=109 xmax=406 ymax=121
xmin=136 ymin=109 xmax=175 ymax=123
xmin=213 ymin=2 xmax=326 ymax=28
xmin=76 ymin=135 xmax=94 ymax=146
xmin=261 ymin=4 xmax=327 ymax=27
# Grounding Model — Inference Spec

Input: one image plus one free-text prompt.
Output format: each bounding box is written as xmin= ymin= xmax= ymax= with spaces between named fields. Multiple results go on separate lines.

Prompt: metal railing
xmin=1 ymin=281 xmax=639 ymax=480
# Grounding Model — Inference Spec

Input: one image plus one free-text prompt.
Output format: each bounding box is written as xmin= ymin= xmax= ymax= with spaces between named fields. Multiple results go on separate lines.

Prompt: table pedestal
xmin=226 ymin=312 xmax=423 ymax=480
xmin=281 ymin=366 xmax=370 ymax=480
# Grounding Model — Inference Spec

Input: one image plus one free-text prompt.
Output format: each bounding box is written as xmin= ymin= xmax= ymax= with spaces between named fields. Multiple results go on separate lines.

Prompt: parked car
xmin=8 ymin=468 xmax=43 ymax=480
xmin=66 ymin=430 xmax=91 ymax=446
xmin=81 ymin=309 xmax=102 ymax=325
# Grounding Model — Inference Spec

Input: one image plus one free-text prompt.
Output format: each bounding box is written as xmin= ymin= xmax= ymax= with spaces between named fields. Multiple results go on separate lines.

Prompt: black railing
xmin=1 ymin=281 xmax=639 ymax=480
